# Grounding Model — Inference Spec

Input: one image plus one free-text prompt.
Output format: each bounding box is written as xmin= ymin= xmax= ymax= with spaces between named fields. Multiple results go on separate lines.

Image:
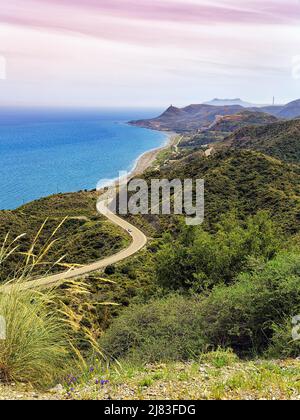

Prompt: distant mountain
xmin=130 ymin=104 xmax=245 ymax=133
xmin=225 ymin=118 xmax=300 ymax=164
xmin=258 ymin=105 xmax=284 ymax=115
xmin=204 ymin=98 xmax=256 ymax=108
xmin=130 ymin=99 xmax=300 ymax=133
xmin=260 ymin=99 xmax=300 ymax=119
xmin=276 ymin=99 xmax=300 ymax=119
xmin=209 ymin=110 xmax=278 ymax=133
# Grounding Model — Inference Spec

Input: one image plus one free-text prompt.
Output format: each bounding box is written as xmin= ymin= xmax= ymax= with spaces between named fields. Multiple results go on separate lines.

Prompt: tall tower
xmin=273 ymin=96 xmax=275 ymax=106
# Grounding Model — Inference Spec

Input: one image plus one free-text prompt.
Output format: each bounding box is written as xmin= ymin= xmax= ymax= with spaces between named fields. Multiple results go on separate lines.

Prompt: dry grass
xmin=0 ymin=223 xmax=107 ymax=388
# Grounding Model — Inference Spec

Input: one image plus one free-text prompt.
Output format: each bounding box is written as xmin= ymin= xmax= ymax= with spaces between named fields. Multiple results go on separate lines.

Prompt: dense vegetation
xmin=179 ymin=131 xmax=228 ymax=148
xmin=101 ymin=295 xmax=205 ymax=363
xmin=226 ymin=118 xmax=300 ymax=163
xmin=135 ymin=148 xmax=300 ymax=234
xmin=155 ymin=212 xmax=280 ymax=291
xmin=200 ymin=250 xmax=300 ymax=357
xmin=179 ymin=111 xmax=278 ymax=149
xmin=102 ymin=210 xmax=300 ymax=361
xmin=100 ymin=123 xmax=300 ymax=365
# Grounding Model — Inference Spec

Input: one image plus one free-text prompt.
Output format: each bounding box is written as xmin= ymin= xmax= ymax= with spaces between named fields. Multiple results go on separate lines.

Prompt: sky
xmin=0 ymin=0 xmax=300 ymax=107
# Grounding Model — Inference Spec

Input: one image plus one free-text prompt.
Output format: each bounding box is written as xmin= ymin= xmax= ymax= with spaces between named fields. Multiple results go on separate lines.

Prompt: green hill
xmin=225 ymin=119 xmax=300 ymax=163
xmin=0 ymin=191 xmax=129 ymax=280
xmin=179 ymin=111 xmax=279 ymax=149
xmin=210 ymin=110 xmax=278 ymax=132
xmin=139 ymin=149 xmax=300 ymax=234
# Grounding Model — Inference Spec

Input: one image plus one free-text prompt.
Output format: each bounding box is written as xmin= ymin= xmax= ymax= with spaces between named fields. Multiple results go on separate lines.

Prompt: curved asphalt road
xmin=3 ymin=197 xmax=147 ymax=291
xmin=2 ymin=136 xmax=182 ymax=292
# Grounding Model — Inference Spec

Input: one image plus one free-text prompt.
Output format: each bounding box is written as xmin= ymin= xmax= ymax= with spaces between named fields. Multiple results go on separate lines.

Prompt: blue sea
xmin=0 ymin=108 xmax=165 ymax=210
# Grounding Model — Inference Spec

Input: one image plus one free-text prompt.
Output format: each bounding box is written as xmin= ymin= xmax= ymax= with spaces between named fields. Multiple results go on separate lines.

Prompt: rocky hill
xmin=130 ymin=104 xmax=245 ymax=133
xmin=209 ymin=110 xmax=278 ymax=133
xmin=179 ymin=110 xmax=279 ymax=148
xmin=130 ymin=99 xmax=300 ymax=133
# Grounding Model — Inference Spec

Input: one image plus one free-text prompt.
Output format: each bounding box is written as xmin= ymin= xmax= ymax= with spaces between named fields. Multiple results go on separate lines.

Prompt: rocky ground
xmin=2 ymin=356 xmax=300 ymax=400
xmin=0 ymin=383 xmax=62 ymax=400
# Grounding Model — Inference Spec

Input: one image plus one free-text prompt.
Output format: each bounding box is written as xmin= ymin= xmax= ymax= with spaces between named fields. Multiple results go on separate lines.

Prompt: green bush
xmin=199 ymin=348 xmax=239 ymax=368
xmin=200 ymin=251 xmax=300 ymax=356
xmin=156 ymin=212 xmax=280 ymax=291
xmin=101 ymin=295 xmax=207 ymax=363
xmin=266 ymin=319 xmax=300 ymax=359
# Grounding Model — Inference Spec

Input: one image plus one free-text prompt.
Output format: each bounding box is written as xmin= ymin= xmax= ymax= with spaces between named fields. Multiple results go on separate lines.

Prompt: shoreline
xmin=97 ymin=131 xmax=178 ymax=191
xmin=128 ymin=131 xmax=178 ymax=179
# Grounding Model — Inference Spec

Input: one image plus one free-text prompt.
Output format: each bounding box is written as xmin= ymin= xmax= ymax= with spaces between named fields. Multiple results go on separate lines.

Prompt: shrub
xmin=0 ymin=285 xmax=70 ymax=386
xmin=105 ymin=265 xmax=116 ymax=275
xmin=199 ymin=348 xmax=239 ymax=368
xmin=156 ymin=212 xmax=280 ymax=291
xmin=199 ymin=251 xmax=300 ymax=356
xmin=101 ymin=295 xmax=207 ymax=363
xmin=266 ymin=319 xmax=300 ymax=359
xmin=0 ymin=229 xmax=104 ymax=388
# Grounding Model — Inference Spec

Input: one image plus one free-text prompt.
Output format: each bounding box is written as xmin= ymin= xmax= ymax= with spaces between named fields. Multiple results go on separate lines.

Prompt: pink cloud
xmin=0 ymin=0 xmax=299 ymax=107
xmin=1 ymin=0 xmax=299 ymax=37
xmin=39 ymin=0 xmax=300 ymax=24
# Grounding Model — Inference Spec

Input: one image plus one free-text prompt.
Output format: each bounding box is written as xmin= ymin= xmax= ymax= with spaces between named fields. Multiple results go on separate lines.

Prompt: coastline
xmin=128 ymin=131 xmax=178 ymax=179
xmin=2 ymin=126 xmax=178 ymax=209
xmin=97 ymin=130 xmax=178 ymax=191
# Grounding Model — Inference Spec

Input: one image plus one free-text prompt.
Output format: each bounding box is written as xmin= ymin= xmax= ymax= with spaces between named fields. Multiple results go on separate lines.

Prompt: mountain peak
xmin=204 ymin=98 xmax=256 ymax=108
xmin=160 ymin=105 xmax=182 ymax=117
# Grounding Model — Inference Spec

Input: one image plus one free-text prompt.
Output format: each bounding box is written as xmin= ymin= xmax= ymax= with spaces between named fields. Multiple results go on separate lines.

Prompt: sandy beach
xmin=96 ymin=131 xmax=179 ymax=192
xmin=129 ymin=132 xmax=178 ymax=178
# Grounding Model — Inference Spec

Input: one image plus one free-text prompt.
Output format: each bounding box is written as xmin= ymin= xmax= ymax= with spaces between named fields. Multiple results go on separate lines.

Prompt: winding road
xmin=2 ymin=135 xmax=181 ymax=292
xmin=3 ymin=197 xmax=147 ymax=291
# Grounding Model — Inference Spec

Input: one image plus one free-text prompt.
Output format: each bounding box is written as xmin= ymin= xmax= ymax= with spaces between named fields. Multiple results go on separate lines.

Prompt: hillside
xmin=130 ymin=104 xmax=245 ymax=132
xmin=209 ymin=110 xmax=278 ymax=132
xmin=225 ymin=118 xmax=300 ymax=163
xmin=0 ymin=191 xmax=129 ymax=280
xmin=1 ymin=129 xmax=300 ymax=399
xmin=179 ymin=110 xmax=279 ymax=148
xmin=274 ymin=99 xmax=300 ymax=119
xmin=130 ymin=99 xmax=300 ymax=133
xmin=124 ymin=148 xmax=300 ymax=237
xmin=260 ymin=100 xmax=300 ymax=119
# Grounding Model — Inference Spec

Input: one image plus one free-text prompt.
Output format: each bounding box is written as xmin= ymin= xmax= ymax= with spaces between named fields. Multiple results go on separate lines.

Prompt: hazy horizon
xmin=0 ymin=0 xmax=299 ymax=107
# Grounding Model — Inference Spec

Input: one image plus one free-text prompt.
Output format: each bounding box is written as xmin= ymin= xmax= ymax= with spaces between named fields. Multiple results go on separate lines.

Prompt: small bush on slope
xmin=101 ymin=295 xmax=207 ymax=363
xmin=266 ymin=318 xmax=300 ymax=359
